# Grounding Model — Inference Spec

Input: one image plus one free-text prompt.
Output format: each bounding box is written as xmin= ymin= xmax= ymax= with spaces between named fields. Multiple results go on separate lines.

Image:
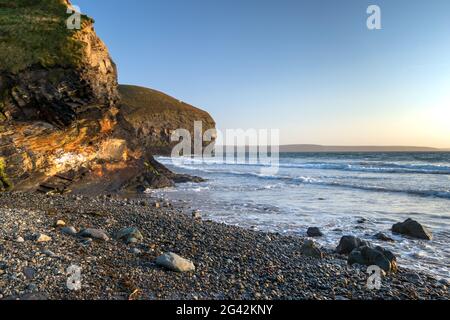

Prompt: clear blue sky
xmin=75 ymin=0 xmax=450 ymax=147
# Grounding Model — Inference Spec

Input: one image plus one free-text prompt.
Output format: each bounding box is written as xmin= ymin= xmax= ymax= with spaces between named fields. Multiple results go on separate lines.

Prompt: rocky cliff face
xmin=0 ymin=0 xmax=209 ymax=194
xmin=119 ymin=85 xmax=216 ymax=155
xmin=0 ymin=0 xmax=119 ymax=126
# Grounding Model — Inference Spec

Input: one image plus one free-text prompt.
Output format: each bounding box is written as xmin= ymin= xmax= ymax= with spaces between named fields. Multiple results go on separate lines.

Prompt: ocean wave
xmin=160 ymin=162 xmax=450 ymax=200
xmin=157 ymin=156 xmax=450 ymax=175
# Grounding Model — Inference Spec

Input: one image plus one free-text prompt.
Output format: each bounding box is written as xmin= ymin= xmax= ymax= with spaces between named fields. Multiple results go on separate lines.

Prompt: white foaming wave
xmin=156 ymin=156 xmax=450 ymax=175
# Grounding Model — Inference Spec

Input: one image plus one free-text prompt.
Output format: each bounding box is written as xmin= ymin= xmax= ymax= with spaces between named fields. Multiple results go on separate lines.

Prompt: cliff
xmin=0 ymin=0 xmax=211 ymax=194
xmin=119 ymin=85 xmax=216 ymax=155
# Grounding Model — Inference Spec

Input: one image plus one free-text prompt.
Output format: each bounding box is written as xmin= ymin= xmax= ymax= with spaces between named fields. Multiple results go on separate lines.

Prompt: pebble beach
xmin=0 ymin=192 xmax=448 ymax=300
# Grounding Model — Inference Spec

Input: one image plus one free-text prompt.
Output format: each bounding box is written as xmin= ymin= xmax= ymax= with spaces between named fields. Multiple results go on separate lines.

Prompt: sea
xmin=153 ymin=152 xmax=450 ymax=281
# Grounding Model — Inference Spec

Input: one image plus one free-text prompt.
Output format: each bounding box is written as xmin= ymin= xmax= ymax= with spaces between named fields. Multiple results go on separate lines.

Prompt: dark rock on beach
xmin=374 ymin=232 xmax=394 ymax=242
xmin=300 ymin=240 xmax=324 ymax=259
xmin=392 ymin=219 xmax=432 ymax=240
xmin=307 ymin=227 xmax=323 ymax=237
xmin=336 ymin=236 xmax=370 ymax=255
xmin=348 ymin=246 xmax=397 ymax=273
xmin=78 ymin=228 xmax=110 ymax=241
xmin=115 ymin=227 xmax=143 ymax=244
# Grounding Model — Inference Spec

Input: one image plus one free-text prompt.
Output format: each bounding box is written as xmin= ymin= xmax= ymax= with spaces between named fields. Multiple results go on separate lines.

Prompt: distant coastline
xmin=279 ymin=144 xmax=450 ymax=153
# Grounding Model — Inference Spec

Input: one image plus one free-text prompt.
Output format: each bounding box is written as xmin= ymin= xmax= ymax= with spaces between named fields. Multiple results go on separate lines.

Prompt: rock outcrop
xmin=348 ymin=246 xmax=398 ymax=273
xmin=0 ymin=0 xmax=211 ymax=194
xmin=0 ymin=0 xmax=119 ymax=126
xmin=392 ymin=218 xmax=433 ymax=240
xmin=119 ymin=85 xmax=216 ymax=155
xmin=336 ymin=235 xmax=370 ymax=255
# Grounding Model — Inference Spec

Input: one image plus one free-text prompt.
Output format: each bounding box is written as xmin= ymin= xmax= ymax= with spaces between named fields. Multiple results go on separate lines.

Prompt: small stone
xmin=55 ymin=220 xmax=66 ymax=227
xmin=61 ymin=226 xmax=77 ymax=236
xmin=404 ymin=272 xmax=423 ymax=285
xmin=307 ymin=227 xmax=323 ymax=237
xmin=41 ymin=249 xmax=56 ymax=257
xmin=154 ymin=202 xmax=161 ymax=209
xmin=27 ymin=283 xmax=38 ymax=292
xmin=130 ymin=248 xmax=141 ymax=254
xmin=300 ymin=240 xmax=324 ymax=259
xmin=81 ymin=238 xmax=93 ymax=246
xmin=115 ymin=227 xmax=143 ymax=244
xmin=156 ymin=252 xmax=195 ymax=272
xmin=374 ymin=232 xmax=394 ymax=242
xmin=438 ymin=279 xmax=449 ymax=286
xmin=192 ymin=210 xmax=202 ymax=219
xmin=78 ymin=228 xmax=109 ymax=241
xmin=127 ymin=237 xmax=139 ymax=244
xmin=16 ymin=236 xmax=25 ymax=243
xmin=23 ymin=267 xmax=36 ymax=280
xmin=35 ymin=234 xmax=52 ymax=243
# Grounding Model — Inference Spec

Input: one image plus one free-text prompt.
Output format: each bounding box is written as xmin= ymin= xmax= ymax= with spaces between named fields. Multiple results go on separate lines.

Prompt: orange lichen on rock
xmin=100 ymin=116 xmax=116 ymax=134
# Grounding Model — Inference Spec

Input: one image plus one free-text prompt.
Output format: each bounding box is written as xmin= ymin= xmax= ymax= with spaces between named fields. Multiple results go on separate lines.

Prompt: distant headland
xmin=279 ymin=145 xmax=450 ymax=153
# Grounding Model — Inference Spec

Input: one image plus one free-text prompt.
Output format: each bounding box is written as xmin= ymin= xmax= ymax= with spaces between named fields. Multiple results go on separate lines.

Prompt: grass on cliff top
xmin=0 ymin=0 xmax=93 ymax=73
xmin=119 ymin=85 xmax=215 ymax=129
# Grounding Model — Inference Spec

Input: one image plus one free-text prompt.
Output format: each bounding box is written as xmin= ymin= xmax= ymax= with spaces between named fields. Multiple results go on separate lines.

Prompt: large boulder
xmin=336 ymin=235 xmax=370 ymax=254
xmin=156 ymin=252 xmax=195 ymax=272
xmin=348 ymin=246 xmax=397 ymax=273
xmin=307 ymin=227 xmax=323 ymax=237
xmin=300 ymin=240 xmax=324 ymax=259
xmin=115 ymin=227 xmax=143 ymax=244
xmin=392 ymin=219 xmax=432 ymax=240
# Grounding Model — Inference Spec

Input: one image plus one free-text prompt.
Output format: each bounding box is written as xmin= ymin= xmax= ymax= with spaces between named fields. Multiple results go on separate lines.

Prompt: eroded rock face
xmin=0 ymin=0 xmax=207 ymax=194
xmin=119 ymin=85 xmax=216 ymax=155
xmin=0 ymin=26 xmax=119 ymax=126
xmin=0 ymin=0 xmax=119 ymax=190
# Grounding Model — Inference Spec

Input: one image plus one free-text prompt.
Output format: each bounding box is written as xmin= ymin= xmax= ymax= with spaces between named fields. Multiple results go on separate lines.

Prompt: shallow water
xmin=152 ymin=153 xmax=450 ymax=281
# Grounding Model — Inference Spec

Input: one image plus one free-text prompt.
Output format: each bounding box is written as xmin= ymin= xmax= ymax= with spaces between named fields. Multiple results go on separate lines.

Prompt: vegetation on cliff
xmin=0 ymin=0 xmax=93 ymax=73
xmin=119 ymin=85 xmax=215 ymax=128
xmin=119 ymin=85 xmax=216 ymax=154
xmin=0 ymin=158 xmax=12 ymax=191
xmin=0 ymin=1 xmax=213 ymax=193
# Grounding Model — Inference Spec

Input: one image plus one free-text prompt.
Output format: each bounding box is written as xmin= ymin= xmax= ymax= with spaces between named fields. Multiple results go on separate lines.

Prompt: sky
xmin=75 ymin=0 xmax=450 ymax=148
